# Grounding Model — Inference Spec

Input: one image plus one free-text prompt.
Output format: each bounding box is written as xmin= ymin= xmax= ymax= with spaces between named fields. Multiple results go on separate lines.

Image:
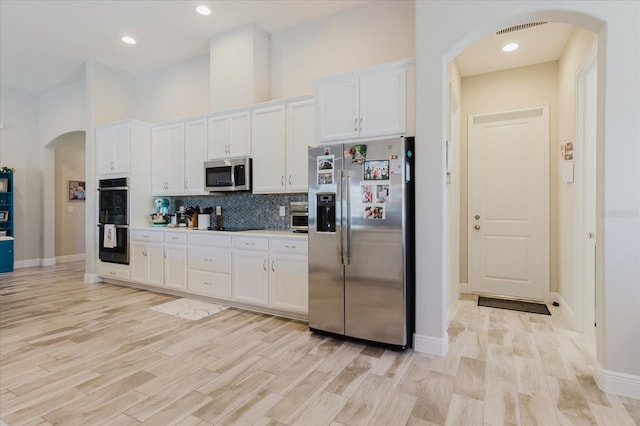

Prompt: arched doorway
xmin=44 ymin=131 xmax=87 ymax=265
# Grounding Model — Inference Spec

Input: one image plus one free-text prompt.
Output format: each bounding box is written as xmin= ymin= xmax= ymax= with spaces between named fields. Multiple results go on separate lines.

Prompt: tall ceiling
xmin=0 ymin=0 xmax=371 ymax=93
xmin=0 ymin=1 xmax=577 ymax=94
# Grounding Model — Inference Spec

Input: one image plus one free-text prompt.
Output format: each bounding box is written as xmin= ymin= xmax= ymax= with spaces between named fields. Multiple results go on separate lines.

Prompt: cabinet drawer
xmin=164 ymin=232 xmax=186 ymax=245
xmin=270 ymin=239 xmax=308 ymax=254
xmin=97 ymin=261 xmax=131 ymax=280
xmin=188 ymin=270 xmax=231 ymax=299
xmin=233 ymin=236 xmax=268 ymax=251
xmin=188 ymin=233 xmax=232 ymax=248
xmin=131 ymin=229 xmax=164 ymax=243
xmin=188 ymin=246 xmax=231 ymax=273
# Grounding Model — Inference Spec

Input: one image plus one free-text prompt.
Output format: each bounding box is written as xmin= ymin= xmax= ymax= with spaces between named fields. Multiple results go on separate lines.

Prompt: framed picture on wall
xmin=0 ymin=210 xmax=8 ymax=221
xmin=68 ymin=180 xmax=86 ymax=201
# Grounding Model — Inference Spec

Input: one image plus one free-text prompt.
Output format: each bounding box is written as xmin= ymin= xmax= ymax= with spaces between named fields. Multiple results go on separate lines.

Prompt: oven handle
xmin=97 ymin=186 xmax=129 ymax=191
xmin=97 ymin=224 xmax=129 ymax=229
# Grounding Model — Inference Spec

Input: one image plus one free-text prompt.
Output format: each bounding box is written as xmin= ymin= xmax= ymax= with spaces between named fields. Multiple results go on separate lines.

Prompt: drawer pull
xmin=204 ymin=258 xmax=213 ymax=262
xmin=245 ymin=242 xmax=255 ymax=246
xmin=171 ymin=236 xmax=179 ymax=240
xmin=285 ymin=245 xmax=296 ymax=249
xmin=204 ymin=281 xmax=212 ymax=286
xmin=110 ymin=271 xmax=116 ymax=275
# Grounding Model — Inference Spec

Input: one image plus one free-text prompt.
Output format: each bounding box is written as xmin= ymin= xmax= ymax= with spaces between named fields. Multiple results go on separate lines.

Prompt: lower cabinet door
xmin=164 ymin=244 xmax=186 ymax=290
xmin=232 ymin=250 xmax=269 ymax=306
xmin=270 ymin=253 xmax=308 ymax=313
xmin=188 ymin=270 xmax=231 ymax=299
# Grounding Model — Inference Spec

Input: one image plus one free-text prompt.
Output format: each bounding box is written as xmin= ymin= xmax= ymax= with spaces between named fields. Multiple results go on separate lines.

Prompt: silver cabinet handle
xmin=281 ymin=176 xmax=284 ymax=186
xmin=285 ymin=245 xmax=296 ymax=249
xmin=359 ymin=117 xmax=363 ymax=132
xmin=271 ymin=260 xmax=276 ymax=272
xmin=245 ymin=242 xmax=255 ymax=246
xmin=354 ymin=117 xmax=358 ymax=132
xmin=263 ymin=259 xmax=267 ymax=271
xmin=204 ymin=281 xmax=212 ymax=286
xmin=163 ymin=248 xmax=167 ymax=259
xmin=288 ymin=175 xmax=292 ymax=185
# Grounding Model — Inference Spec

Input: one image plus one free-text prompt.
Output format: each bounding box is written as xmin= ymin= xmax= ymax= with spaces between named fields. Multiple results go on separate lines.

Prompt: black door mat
xmin=478 ymin=296 xmax=551 ymax=315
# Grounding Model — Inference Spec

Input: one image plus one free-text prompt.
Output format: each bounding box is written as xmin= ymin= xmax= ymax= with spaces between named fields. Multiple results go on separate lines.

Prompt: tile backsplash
xmin=166 ymin=193 xmax=307 ymax=230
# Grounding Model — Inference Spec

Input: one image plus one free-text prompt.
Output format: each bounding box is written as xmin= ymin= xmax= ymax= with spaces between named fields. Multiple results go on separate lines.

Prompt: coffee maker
xmin=150 ymin=198 xmax=170 ymax=226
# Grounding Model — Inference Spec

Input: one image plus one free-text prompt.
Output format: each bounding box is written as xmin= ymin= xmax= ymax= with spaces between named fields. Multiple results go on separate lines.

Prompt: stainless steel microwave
xmin=204 ymin=158 xmax=252 ymax=192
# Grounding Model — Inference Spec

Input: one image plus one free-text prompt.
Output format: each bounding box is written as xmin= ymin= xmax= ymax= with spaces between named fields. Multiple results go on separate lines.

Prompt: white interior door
xmin=468 ymin=106 xmax=549 ymax=300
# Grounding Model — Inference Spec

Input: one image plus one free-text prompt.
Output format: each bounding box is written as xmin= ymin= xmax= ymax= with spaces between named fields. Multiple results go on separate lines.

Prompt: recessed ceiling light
xmin=196 ymin=5 xmax=211 ymax=16
xmin=121 ymin=36 xmax=137 ymax=45
xmin=502 ymin=42 xmax=519 ymax=52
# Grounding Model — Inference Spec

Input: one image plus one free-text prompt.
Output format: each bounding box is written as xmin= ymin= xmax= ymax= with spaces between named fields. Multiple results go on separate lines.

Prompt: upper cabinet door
xmin=286 ymin=99 xmax=314 ymax=192
xmin=207 ymin=115 xmax=228 ymax=159
xmin=359 ymin=67 xmax=406 ymax=139
xmin=252 ymin=105 xmax=286 ymax=194
xmin=166 ymin=123 xmax=185 ymax=194
xmin=96 ymin=123 xmax=130 ymax=176
xmin=228 ymin=111 xmax=251 ymax=157
xmin=151 ymin=126 xmax=169 ymax=194
xmin=315 ymin=76 xmax=359 ymax=143
xmin=184 ymin=119 xmax=207 ymax=194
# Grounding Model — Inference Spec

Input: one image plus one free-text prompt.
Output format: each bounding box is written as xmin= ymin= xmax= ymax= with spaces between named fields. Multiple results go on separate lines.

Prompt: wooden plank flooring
xmin=1 ymin=262 xmax=638 ymax=425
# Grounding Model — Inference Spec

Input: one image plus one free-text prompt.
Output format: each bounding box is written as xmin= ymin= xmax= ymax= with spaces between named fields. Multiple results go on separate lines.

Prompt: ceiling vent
xmin=496 ymin=22 xmax=548 ymax=35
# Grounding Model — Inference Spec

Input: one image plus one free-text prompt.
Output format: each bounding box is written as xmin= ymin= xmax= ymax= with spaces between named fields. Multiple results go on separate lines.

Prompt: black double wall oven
xmin=97 ymin=177 xmax=129 ymax=264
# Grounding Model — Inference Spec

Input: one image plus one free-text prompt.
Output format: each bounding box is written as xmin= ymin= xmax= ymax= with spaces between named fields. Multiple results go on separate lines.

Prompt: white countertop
xmin=132 ymin=226 xmax=307 ymax=239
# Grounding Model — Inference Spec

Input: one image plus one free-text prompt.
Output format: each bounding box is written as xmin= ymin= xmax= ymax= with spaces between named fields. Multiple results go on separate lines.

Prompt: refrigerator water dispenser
xmin=316 ymin=193 xmax=336 ymax=232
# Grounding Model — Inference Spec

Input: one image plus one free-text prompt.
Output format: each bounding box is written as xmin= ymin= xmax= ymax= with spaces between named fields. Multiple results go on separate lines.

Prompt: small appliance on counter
xmin=150 ymin=198 xmax=170 ymax=227
xmin=290 ymin=201 xmax=308 ymax=233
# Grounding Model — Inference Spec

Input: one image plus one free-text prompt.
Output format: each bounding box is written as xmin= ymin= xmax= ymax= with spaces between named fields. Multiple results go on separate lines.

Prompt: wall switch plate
xmin=216 ymin=206 xmax=222 ymax=216
xmin=279 ymin=206 xmax=286 ymax=217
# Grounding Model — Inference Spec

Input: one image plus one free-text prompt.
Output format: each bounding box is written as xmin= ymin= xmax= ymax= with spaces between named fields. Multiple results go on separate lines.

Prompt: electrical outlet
xmin=279 ymin=206 xmax=286 ymax=217
xmin=216 ymin=206 xmax=222 ymax=215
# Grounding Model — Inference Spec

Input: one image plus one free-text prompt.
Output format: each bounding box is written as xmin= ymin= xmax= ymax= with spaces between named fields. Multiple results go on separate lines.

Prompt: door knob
xmin=474 ymin=225 xmax=480 ymax=230
xmin=475 ymin=215 xmax=480 ymax=220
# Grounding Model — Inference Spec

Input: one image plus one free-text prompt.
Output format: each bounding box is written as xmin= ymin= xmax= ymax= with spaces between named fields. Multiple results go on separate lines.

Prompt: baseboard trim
xmin=84 ymin=273 xmax=102 ymax=284
xmin=413 ymin=332 xmax=448 ymax=357
xmin=41 ymin=257 xmax=56 ymax=267
xmin=549 ymin=292 xmax=577 ymax=330
xmin=594 ymin=362 xmax=640 ymax=399
xmin=57 ymin=253 xmax=86 ymax=264
xmin=14 ymin=258 xmax=42 ymax=269
xmin=459 ymin=282 xmax=470 ymax=294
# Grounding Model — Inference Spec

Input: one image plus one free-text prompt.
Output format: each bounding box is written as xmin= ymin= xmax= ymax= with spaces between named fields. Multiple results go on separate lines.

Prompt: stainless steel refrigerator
xmin=308 ymin=137 xmax=414 ymax=349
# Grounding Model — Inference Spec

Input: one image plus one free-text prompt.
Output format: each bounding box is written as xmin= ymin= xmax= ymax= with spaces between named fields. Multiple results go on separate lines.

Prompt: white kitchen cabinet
xmin=96 ymin=122 xmax=131 ymax=175
xmin=252 ymin=96 xmax=313 ymax=194
xmin=97 ymin=260 xmax=131 ymax=281
xmin=163 ymin=232 xmax=187 ymax=291
xmin=269 ymin=239 xmax=308 ymax=314
xmin=232 ymin=237 xmax=269 ymax=306
xmin=152 ymin=119 xmax=207 ymax=196
xmin=184 ymin=119 xmax=207 ymax=194
xmin=151 ymin=123 xmax=185 ymax=195
xmin=251 ymin=104 xmax=286 ymax=193
xmin=207 ymin=110 xmax=251 ymax=159
xmin=187 ymin=233 xmax=232 ymax=299
xmin=286 ymin=99 xmax=314 ymax=192
xmin=314 ymin=59 xmax=410 ymax=143
xmin=130 ymin=230 xmax=164 ymax=286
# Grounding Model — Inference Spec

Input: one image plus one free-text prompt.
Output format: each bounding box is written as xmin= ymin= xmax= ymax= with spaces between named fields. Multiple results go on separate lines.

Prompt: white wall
xmin=446 ymin=61 xmax=462 ymax=316
xmin=39 ymin=79 xmax=86 ymax=265
xmin=136 ymin=55 xmax=210 ymax=122
xmin=209 ymin=25 xmax=270 ymax=112
xmin=556 ymin=27 xmax=597 ymax=315
xmin=416 ymin=0 xmax=640 ymax=396
xmin=459 ymin=62 xmax=559 ymax=290
xmin=270 ymin=0 xmax=415 ymax=99
xmin=54 ymin=131 xmax=85 ymax=259
xmin=0 ymin=86 xmax=40 ymax=265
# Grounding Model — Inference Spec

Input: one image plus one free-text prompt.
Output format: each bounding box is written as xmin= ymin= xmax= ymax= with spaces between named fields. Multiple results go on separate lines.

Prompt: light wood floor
xmin=1 ymin=262 xmax=638 ymax=426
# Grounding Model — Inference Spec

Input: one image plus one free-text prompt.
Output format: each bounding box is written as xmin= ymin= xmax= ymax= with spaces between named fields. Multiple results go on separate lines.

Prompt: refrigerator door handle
xmin=346 ymin=173 xmax=352 ymax=265
xmin=337 ymin=169 xmax=344 ymax=265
